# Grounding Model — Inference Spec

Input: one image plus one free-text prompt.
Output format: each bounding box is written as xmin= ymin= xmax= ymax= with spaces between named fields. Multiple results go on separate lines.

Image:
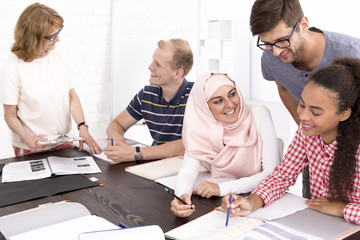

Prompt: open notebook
xmin=165 ymin=193 xmax=360 ymax=240
xmin=2 ymin=156 xmax=101 ymax=183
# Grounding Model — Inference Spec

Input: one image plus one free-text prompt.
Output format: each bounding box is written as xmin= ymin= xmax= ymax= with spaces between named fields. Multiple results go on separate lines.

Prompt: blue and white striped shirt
xmin=126 ymin=79 xmax=194 ymax=146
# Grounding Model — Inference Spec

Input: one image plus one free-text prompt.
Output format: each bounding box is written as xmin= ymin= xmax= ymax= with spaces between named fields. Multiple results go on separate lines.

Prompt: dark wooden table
xmin=0 ymin=148 xmax=359 ymax=239
xmin=0 ymin=148 xmax=221 ymax=233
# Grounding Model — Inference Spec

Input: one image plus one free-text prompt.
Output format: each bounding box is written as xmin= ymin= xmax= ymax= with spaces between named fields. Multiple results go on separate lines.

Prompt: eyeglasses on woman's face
xmin=44 ymin=26 xmax=63 ymax=42
xmin=256 ymin=20 xmax=300 ymax=51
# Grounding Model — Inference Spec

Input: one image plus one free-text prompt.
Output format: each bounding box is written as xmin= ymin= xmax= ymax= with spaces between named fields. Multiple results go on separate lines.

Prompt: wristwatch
xmin=134 ymin=147 xmax=143 ymax=163
xmin=77 ymin=121 xmax=88 ymax=130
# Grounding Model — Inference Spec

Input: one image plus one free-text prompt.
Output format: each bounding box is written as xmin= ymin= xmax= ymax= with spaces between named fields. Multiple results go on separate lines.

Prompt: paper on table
xmin=165 ymin=193 xmax=308 ymax=240
xmin=165 ymin=210 xmax=264 ymax=240
xmin=79 ymin=138 xmax=147 ymax=163
xmin=2 ymin=159 xmax=51 ymax=182
xmin=93 ymin=152 xmax=113 ymax=163
xmin=9 ymin=215 xmax=119 ymax=240
xmin=47 ymin=156 xmax=101 ymax=175
xmin=247 ymin=192 xmax=307 ymax=220
xmin=155 ymin=175 xmax=177 ymax=189
xmin=80 ymin=225 xmax=165 ymax=240
xmin=155 ymin=171 xmax=235 ymax=190
xmin=241 ymin=221 xmax=323 ymax=240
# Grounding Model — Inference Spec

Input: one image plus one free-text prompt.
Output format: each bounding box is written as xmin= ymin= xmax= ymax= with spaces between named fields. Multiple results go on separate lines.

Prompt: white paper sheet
xmin=9 ymin=215 xmax=119 ymax=240
xmin=79 ymin=138 xmax=147 ymax=164
xmin=2 ymin=159 xmax=51 ymax=182
xmin=93 ymin=152 xmax=114 ymax=163
xmin=165 ymin=210 xmax=264 ymax=240
xmin=47 ymin=156 xmax=101 ymax=175
xmin=247 ymin=193 xmax=307 ymax=220
xmin=155 ymin=171 xmax=235 ymax=190
xmin=80 ymin=225 xmax=165 ymax=240
xmin=241 ymin=221 xmax=323 ymax=240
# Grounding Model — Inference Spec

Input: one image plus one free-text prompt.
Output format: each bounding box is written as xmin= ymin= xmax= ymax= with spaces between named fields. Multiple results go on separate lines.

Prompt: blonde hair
xmin=157 ymin=39 xmax=193 ymax=77
xmin=11 ymin=3 xmax=64 ymax=62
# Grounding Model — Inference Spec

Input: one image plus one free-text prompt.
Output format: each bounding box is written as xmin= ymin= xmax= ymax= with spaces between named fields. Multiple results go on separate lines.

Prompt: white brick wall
xmin=0 ymin=0 xmax=112 ymax=141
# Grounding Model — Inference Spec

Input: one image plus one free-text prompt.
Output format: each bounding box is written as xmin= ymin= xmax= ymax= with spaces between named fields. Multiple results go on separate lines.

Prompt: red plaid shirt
xmin=254 ymin=124 xmax=360 ymax=224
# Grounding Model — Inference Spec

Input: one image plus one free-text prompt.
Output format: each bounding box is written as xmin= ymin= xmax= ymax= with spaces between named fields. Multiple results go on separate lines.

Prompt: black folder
xmin=0 ymin=164 xmax=98 ymax=207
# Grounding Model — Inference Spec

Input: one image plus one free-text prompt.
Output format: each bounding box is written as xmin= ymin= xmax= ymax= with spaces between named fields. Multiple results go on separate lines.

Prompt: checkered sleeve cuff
xmin=344 ymin=203 xmax=360 ymax=224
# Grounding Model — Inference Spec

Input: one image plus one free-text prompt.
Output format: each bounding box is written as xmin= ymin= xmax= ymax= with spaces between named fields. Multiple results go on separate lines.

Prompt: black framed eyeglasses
xmin=44 ymin=26 xmax=63 ymax=42
xmin=256 ymin=20 xmax=300 ymax=51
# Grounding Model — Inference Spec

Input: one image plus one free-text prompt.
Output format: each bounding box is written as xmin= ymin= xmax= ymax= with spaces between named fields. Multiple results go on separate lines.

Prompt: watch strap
xmin=77 ymin=122 xmax=88 ymax=130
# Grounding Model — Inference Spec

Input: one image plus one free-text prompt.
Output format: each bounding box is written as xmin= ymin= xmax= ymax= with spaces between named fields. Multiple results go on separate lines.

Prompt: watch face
xmin=135 ymin=153 xmax=142 ymax=161
xmin=135 ymin=147 xmax=143 ymax=162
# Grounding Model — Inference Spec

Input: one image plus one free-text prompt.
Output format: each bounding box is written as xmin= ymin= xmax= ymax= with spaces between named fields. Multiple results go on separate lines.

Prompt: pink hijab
xmin=182 ymin=71 xmax=262 ymax=178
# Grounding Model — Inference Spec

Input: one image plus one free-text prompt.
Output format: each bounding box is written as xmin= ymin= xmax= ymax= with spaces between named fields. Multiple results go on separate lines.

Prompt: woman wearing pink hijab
xmin=171 ymin=71 xmax=280 ymax=217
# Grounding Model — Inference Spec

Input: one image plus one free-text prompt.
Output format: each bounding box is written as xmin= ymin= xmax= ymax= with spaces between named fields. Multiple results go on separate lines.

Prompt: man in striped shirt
xmin=105 ymin=39 xmax=194 ymax=163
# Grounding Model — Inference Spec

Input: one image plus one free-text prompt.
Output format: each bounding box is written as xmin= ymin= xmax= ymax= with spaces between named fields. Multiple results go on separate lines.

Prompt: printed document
xmin=2 ymin=156 xmax=101 ymax=183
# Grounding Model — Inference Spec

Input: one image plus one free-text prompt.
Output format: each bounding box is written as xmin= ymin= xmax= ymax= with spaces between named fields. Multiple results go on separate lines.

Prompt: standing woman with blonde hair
xmin=0 ymin=3 xmax=100 ymax=156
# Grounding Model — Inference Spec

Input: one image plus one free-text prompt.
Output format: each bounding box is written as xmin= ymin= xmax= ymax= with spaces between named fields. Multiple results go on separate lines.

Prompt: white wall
xmin=111 ymin=0 xmax=199 ymax=118
xmin=0 ymin=0 xmax=112 ymax=158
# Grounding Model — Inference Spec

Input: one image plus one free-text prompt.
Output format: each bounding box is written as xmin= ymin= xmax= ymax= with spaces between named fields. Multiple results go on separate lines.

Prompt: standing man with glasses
xmin=0 ymin=3 xmax=101 ymax=157
xmin=250 ymin=0 xmax=360 ymax=198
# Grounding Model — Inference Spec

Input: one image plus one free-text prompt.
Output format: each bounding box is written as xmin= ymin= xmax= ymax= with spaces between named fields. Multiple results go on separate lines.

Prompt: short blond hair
xmin=11 ymin=3 xmax=64 ymax=62
xmin=158 ymin=39 xmax=193 ymax=77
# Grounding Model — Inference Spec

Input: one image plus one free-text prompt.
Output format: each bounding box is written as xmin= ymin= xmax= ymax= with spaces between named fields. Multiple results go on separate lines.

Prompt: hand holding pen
xmin=225 ymin=194 xmax=232 ymax=227
xmin=221 ymin=193 xmax=264 ymax=218
xmin=166 ymin=188 xmax=195 ymax=218
xmin=105 ymin=138 xmax=136 ymax=163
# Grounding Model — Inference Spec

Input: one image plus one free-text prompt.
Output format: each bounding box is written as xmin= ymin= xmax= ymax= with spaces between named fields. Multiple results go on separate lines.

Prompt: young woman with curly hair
xmin=221 ymin=57 xmax=360 ymax=224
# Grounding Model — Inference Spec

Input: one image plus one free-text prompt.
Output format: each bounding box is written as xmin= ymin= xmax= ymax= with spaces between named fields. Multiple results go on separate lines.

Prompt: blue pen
xmin=111 ymin=138 xmax=114 ymax=146
xmin=118 ymin=221 xmax=129 ymax=228
xmin=225 ymin=194 xmax=233 ymax=227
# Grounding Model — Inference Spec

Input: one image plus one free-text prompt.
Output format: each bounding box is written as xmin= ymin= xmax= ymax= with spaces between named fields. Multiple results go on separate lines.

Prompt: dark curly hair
xmin=308 ymin=57 xmax=360 ymax=202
